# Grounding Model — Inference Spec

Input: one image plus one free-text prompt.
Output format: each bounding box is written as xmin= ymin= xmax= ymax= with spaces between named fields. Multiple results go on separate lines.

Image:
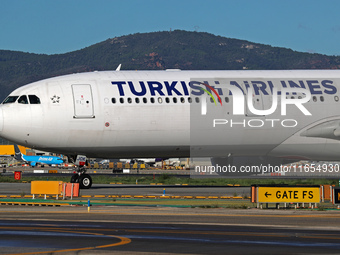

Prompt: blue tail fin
xmin=14 ymin=144 xmax=23 ymax=161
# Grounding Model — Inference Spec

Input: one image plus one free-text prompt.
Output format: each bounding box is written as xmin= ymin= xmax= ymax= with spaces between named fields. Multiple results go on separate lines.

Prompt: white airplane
xmin=0 ymin=69 xmax=340 ymax=188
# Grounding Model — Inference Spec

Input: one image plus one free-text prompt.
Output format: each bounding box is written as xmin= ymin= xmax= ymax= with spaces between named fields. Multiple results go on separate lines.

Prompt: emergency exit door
xmin=71 ymin=84 xmax=95 ymax=118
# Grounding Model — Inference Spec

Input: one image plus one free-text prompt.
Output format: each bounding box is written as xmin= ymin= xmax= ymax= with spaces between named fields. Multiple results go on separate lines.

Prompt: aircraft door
xmin=71 ymin=84 xmax=95 ymax=118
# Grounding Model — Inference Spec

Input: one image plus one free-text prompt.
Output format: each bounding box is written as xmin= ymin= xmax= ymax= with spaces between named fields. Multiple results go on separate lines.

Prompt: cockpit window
xmin=3 ymin=95 xmax=41 ymax=104
xmin=18 ymin=95 xmax=28 ymax=104
xmin=2 ymin=96 xmax=19 ymax=104
xmin=28 ymin=95 xmax=41 ymax=104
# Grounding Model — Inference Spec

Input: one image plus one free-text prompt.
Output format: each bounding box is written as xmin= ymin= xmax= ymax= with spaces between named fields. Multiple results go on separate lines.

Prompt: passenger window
xmin=127 ymin=98 xmax=132 ymax=104
xmin=195 ymin=97 xmax=200 ymax=103
xmin=180 ymin=97 xmax=185 ymax=103
xmin=135 ymin=98 xmax=140 ymax=103
xmin=112 ymin=98 xmax=116 ymax=104
xmin=150 ymin=98 xmax=155 ymax=104
xmin=165 ymin=97 xmax=170 ymax=103
xmin=173 ymin=98 xmax=177 ymax=103
xmin=18 ymin=95 xmax=28 ymax=104
xmin=3 ymin=96 xmax=18 ymax=104
xmin=143 ymin=98 xmax=147 ymax=103
xmin=158 ymin=97 xmax=163 ymax=104
xmin=320 ymin=96 xmax=324 ymax=102
xmin=120 ymin=98 xmax=124 ymax=104
xmin=28 ymin=95 xmax=41 ymax=104
xmin=188 ymin=97 xmax=192 ymax=103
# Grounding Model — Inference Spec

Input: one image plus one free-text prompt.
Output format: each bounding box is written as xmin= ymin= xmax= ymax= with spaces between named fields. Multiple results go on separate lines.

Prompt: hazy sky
xmin=1 ymin=0 xmax=340 ymax=55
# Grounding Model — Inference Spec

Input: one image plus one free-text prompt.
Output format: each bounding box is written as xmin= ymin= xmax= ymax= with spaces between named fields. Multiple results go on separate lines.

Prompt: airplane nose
xmin=0 ymin=108 xmax=3 ymax=132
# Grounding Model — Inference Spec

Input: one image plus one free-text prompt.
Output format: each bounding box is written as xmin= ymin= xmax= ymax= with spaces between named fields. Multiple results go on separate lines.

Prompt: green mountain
xmin=1 ymin=30 xmax=340 ymax=101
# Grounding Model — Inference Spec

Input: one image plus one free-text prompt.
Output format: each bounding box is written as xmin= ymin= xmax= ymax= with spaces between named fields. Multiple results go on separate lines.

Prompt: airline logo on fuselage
xmin=38 ymin=157 xmax=54 ymax=161
xmin=112 ymin=79 xmax=337 ymax=97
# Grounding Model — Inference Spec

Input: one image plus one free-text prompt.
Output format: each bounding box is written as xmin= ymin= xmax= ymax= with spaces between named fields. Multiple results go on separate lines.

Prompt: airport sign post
xmin=14 ymin=171 xmax=21 ymax=181
xmin=333 ymin=187 xmax=340 ymax=205
xmin=252 ymin=185 xmax=320 ymax=209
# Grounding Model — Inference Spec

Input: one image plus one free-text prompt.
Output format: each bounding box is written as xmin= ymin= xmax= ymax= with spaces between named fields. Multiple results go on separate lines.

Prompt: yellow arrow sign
xmin=258 ymin=187 xmax=320 ymax=203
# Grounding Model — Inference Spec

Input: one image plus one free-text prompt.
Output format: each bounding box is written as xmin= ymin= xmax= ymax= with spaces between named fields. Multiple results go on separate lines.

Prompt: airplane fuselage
xmin=1 ymin=70 xmax=340 ymax=161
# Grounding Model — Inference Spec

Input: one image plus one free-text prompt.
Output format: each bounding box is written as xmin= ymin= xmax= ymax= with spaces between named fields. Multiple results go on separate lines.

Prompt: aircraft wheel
xmin=79 ymin=174 xmax=92 ymax=189
xmin=70 ymin=174 xmax=79 ymax=183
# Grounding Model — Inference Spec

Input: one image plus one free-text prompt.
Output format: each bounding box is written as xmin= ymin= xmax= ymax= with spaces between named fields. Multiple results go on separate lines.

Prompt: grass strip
xmin=0 ymin=174 xmax=338 ymax=186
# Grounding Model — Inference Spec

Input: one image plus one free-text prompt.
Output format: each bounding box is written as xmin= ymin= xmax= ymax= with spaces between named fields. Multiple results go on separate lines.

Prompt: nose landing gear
xmin=70 ymin=167 xmax=93 ymax=189
xmin=69 ymin=155 xmax=92 ymax=189
xmin=70 ymin=172 xmax=92 ymax=189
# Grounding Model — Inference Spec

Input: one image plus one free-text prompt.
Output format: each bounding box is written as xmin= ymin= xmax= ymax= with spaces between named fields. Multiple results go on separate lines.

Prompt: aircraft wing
xmin=300 ymin=119 xmax=340 ymax=140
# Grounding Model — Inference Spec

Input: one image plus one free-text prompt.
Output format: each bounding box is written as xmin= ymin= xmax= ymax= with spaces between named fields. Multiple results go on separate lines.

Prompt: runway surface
xmin=0 ymin=206 xmax=340 ymax=254
xmin=0 ymin=183 xmax=339 ymax=254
